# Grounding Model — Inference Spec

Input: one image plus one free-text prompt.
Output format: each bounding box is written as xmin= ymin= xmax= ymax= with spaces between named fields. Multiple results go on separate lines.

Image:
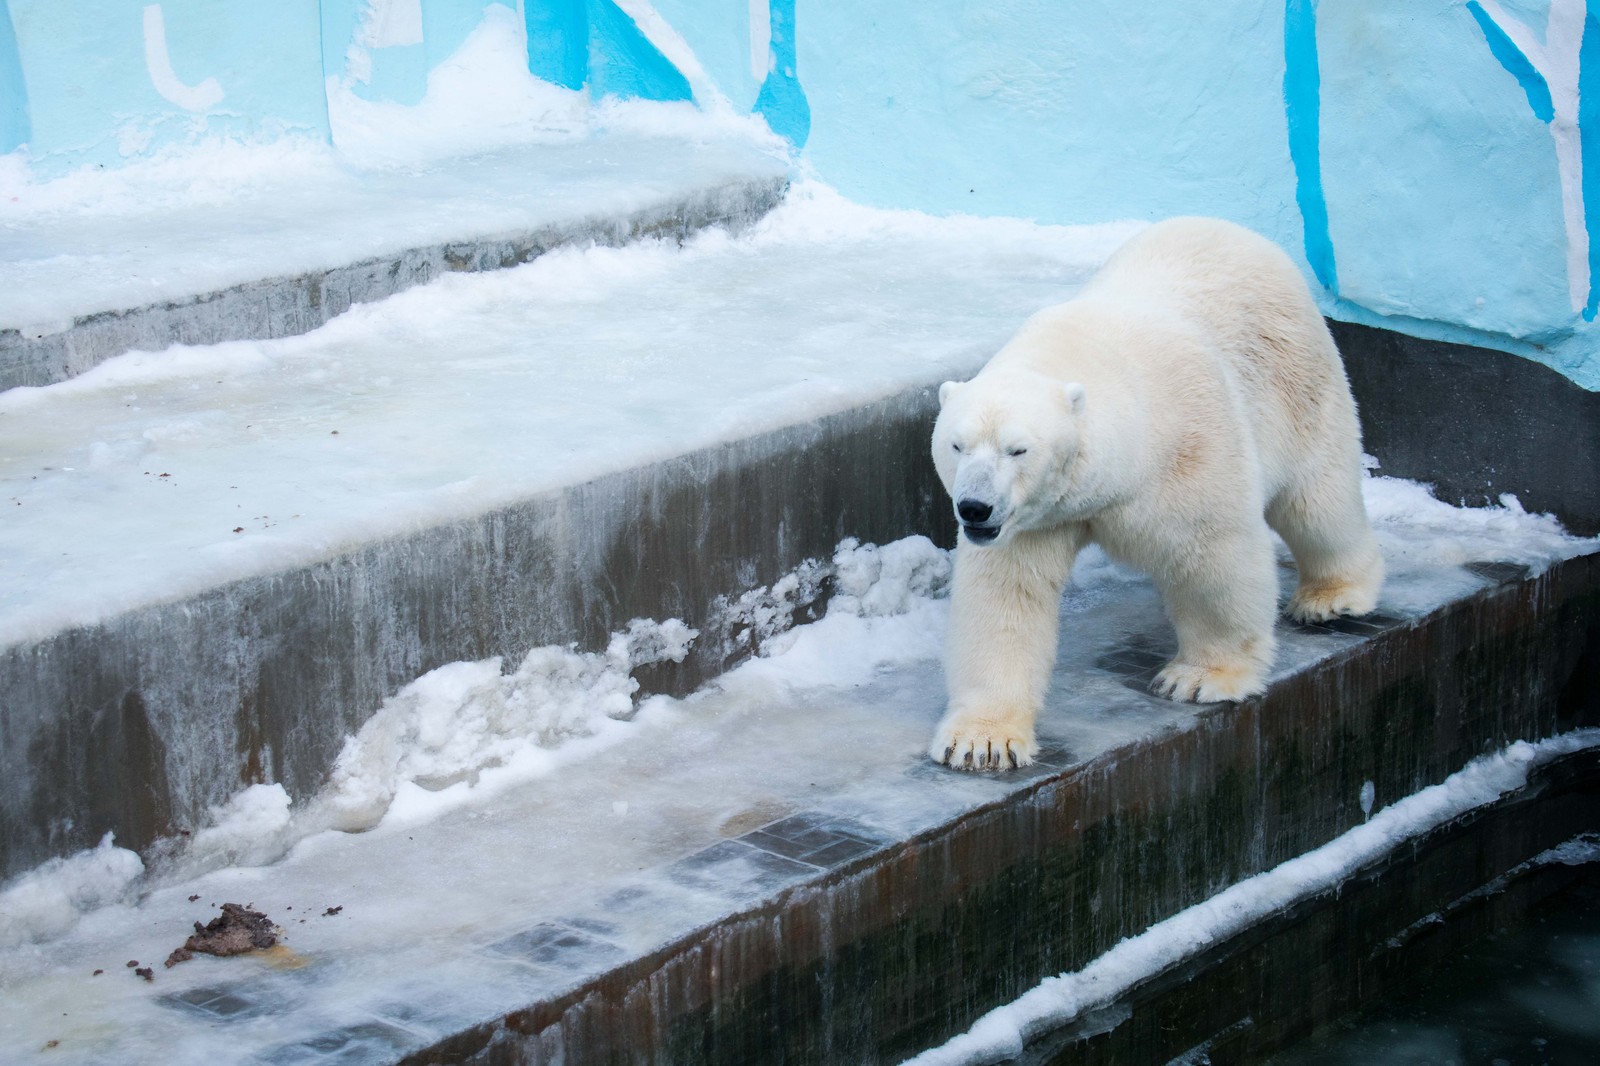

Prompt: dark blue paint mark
xmin=754 ymin=0 xmax=810 ymax=148
xmin=587 ymin=0 xmax=692 ymax=102
xmin=1284 ymin=0 xmax=1336 ymax=293
xmin=525 ymin=0 xmax=587 ymax=90
xmin=1467 ymin=1 xmax=1554 ymax=121
xmin=0 ymin=1 xmax=29 ymax=153
xmin=1580 ymin=9 xmax=1600 ymax=320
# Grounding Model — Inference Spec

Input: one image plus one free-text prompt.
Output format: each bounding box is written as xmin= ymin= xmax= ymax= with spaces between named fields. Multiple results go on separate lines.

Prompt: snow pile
xmin=179 ymin=783 xmax=295 ymax=873
xmin=0 ymin=834 xmax=144 ymax=950
xmin=313 ymin=618 xmax=696 ymax=833
xmin=903 ymin=730 xmax=1600 ymax=1066
xmin=735 ymin=536 xmax=954 ymax=687
xmin=830 ymin=535 xmax=954 ymax=618
xmin=707 ymin=534 xmax=954 ymax=666
xmin=1364 ymin=475 xmax=1599 ymax=576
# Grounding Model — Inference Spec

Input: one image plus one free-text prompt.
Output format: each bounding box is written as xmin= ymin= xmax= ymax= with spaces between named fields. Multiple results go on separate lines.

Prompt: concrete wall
xmin=2 ymin=1 xmax=1596 ymax=389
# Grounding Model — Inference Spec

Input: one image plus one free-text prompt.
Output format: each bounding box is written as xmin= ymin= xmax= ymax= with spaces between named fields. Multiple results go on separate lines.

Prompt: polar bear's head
xmin=931 ymin=370 xmax=1087 ymax=546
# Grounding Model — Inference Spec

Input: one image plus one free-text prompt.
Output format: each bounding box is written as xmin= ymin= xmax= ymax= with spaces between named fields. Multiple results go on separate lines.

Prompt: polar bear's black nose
xmin=957 ymin=499 xmax=992 ymax=524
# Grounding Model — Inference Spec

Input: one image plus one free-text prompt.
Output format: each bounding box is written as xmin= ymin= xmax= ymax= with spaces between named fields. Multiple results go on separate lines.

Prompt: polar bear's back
xmin=1085 ymin=217 xmax=1363 ymax=494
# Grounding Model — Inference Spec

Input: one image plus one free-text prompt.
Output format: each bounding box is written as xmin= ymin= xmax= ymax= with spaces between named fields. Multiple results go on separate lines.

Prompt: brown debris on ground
xmin=165 ymin=903 xmax=278 ymax=969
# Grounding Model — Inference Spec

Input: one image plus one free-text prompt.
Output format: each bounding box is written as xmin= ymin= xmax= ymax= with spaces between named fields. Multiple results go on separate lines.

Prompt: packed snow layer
xmin=905 ymin=730 xmax=1600 ymax=1066
xmin=0 ymin=184 xmax=1137 ymax=648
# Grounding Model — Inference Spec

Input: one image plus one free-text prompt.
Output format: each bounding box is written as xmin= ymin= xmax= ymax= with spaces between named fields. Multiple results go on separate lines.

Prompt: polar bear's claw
xmin=930 ymin=715 xmax=1037 ymax=772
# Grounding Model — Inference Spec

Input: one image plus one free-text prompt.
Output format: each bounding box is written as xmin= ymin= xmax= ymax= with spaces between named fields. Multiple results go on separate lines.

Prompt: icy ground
xmin=0 ymin=493 xmax=1594 ymax=1063
xmin=0 ymin=182 xmax=1136 ymax=647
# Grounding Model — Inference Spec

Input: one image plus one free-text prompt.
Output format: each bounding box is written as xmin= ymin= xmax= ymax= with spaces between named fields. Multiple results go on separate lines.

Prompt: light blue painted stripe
xmin=754 ymin=0 xmax=809 ymax=148
xmin=0 ymin=1 xmax=29 ymax=153
xmin=526 ymin=0 xmax=588 ymax=90
xmin=1467 ymin=0 xmax=1555 ymax=122
xmin=1284 ymin=0 xmax=1336 ymax=293
xmin=1579 ymin=6 xmax=1600 ymax=321
xmin=587 ymin=0 xmax=692 ymax=101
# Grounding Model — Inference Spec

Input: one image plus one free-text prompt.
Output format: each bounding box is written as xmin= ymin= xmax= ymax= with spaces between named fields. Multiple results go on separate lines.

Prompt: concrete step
xmin=1 ymin=531 xmax=1594 ymax=1064
xmin=0 ymin=132 xmax=790 ymax=391
xmin=0 ymin=197 xmax=1126 ymax=879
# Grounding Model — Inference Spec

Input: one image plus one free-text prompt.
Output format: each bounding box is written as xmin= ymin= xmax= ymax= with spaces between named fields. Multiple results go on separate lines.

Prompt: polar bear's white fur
xmin=929 ymin=217 xmax=1383 ymax=771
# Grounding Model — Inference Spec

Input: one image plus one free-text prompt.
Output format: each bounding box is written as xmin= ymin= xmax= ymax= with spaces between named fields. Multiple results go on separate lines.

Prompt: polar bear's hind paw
xmin=1153 ymin=661 xmax=1265 ymax=703
xmin=1286 ymin=577 xmax=1379 ymax=624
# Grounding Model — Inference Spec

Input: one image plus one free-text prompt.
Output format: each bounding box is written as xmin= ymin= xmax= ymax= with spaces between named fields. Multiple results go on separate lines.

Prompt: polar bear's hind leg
xmin=1268 ymin=470 xmax=1384 ymax=623
xmin=1152 ymin=527 xmax=1279 ymax=703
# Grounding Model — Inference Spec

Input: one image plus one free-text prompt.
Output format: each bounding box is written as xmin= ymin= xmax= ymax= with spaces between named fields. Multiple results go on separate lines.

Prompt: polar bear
xmin=929 ymin=217 xmax=1383 ymax=771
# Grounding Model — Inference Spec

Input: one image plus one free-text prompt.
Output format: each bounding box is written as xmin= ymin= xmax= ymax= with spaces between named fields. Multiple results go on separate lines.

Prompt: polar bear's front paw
xmin=929 ymin=711 xmax=1038 ymax=772
xmin=1152 ymin=660 xmax=1265 ymax=703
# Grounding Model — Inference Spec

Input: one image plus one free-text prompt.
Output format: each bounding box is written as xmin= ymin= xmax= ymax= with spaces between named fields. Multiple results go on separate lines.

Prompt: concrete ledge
xmin=1336 ymin=320 xmax=1600 ymax=537
xmin=1020 ymin=750 xmax=1600 ymax=1064
xmin=0 ymin=387 xmax=943 ymax=879
xmin=0 ymin=175 xmax=788 ymax=392
xmin=408 ymin=554 xmax=1600 ymax=1065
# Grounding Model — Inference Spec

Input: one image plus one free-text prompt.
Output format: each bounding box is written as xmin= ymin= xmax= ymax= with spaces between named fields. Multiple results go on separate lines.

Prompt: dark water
xmin=1265 ymin=880 xmax=1600 ymax=1066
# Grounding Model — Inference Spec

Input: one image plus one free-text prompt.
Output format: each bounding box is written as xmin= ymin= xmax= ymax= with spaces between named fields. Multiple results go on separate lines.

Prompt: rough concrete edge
xmin=1016 ymin=749 xmax=1600 ymax=1064
xmin=0 ymin=382 xmax=947 ymax=880
xmin=398 ymin=553 xmax=1600 ymax=1064
xmin=0 ymin=174 xmax=790 ymax=392
xmin=1335 ymin=318 xmax=1600 ymax=537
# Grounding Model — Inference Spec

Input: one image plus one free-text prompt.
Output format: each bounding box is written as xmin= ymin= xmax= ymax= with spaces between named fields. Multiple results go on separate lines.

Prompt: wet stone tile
xmin=667 ymin=839 xmax=820 ymax=895
xmin=1464 ymin=560 xmax=1533 ymax=585
xmin=162 ymin=985 xmax=278 ymax=1020
xmin=1094 ymin=646 xmax=1170 ymax=672
xmin=1022 ymin=740 xmax=1079 ymax=773
xmin=260 ymin=1020 xmax=416 ymax=1064
xmin=484 ymin=921 xmax=625 ymax=970
xmin=1288 ymin=611 xmax=1406 ymax=638
xmin=739 ymin=812 xmax=890 ymax=868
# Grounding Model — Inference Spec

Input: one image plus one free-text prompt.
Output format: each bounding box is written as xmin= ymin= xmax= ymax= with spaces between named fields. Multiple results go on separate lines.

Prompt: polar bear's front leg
xmin=931 ymin=527 xmax=1079 ymax=770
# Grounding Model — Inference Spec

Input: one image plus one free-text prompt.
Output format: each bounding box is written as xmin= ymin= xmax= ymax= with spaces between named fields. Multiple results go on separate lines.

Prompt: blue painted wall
xmin=0 ymin=1 xmax=1596 ymax=388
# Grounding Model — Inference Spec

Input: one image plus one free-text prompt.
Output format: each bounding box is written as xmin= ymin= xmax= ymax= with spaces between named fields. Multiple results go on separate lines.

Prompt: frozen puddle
xmin=0 ymin=492 xmax=1594 ymax=1064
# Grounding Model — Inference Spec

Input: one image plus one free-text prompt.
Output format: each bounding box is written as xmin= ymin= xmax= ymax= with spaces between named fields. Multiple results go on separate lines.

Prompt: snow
xmin=311 ymin=617 xmax=696 ymax=834
xmin=3 ymin=473 xmax=1592 ymax=952
xmin=0 ymin=488 xmax=1592 ymax=1060
xmin=904 ymin=730 xmax=1600 ymax=1066
xmin=0 ymin=835 xmax=144 ymax=951
xmin=0 ymin=4 xmax=787 ymax=335
xmin=0 ymin=182 xmax=1134 ymax=649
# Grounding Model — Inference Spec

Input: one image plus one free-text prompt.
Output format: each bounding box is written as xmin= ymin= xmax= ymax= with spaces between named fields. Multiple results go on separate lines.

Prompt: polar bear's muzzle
xmin=957 ymin=498 xmax=1002 ymax=544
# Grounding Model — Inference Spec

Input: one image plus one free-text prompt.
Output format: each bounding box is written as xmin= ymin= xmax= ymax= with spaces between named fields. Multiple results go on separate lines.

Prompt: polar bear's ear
xmin=1061 ymin=382 xmax=1086 ymax=416
xmin=939 ymin=381 xmax=961 ymax=407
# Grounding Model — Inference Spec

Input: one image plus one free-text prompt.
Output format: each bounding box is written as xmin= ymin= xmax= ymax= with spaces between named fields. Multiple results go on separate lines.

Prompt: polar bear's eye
xmin=1006 ymin=447 xmax=1027 ymax=457
xmin=951 ymin=443 xmax=963 ymax=454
